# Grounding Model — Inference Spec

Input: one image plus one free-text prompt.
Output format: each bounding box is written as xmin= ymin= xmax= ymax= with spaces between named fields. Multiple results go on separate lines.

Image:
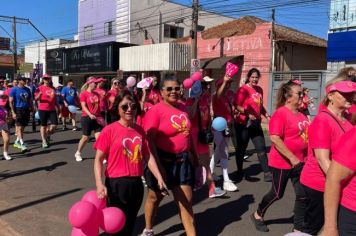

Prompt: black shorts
xmin=338 ymin=205 xmax=356 ymax=236
xmin=38 ymin=110 xmax=58 ymax=126
xmin=15 ymin=108 xmax=30 ymax=127
xmin=81 ymin=116 xmax=102 ymax=136
xmin=144 ymin=149 xmax=194 ymax=191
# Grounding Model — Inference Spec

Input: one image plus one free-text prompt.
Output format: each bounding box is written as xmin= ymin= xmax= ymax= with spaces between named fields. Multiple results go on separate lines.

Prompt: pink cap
xmin=326 ymin=81 xmax=356 ymax=94
xmin=291 ymin=79 xmax=302 ymax=85
xmin=85 ymin=77 xmax=98 ymax=85
xmin=42 ymin=74 xmax=52 ymax=79
xmin=96 ymin=77 xmax=106 ymax=83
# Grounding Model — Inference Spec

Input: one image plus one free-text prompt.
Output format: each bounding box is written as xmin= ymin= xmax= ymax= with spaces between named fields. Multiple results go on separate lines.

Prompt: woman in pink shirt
xmin=300 ymin=79 xmax=355 ymax=235
xmin=94 ymin=89 xmax=166 ymax=236
xmin=135 ymin=87 xmax=153 ymax=127
xmin=320 ymin=127 xmax=356 ymax=236
xmin=251 ymin=79 xmax=309 ymax=232
xmin=34 ymin=75 xmax=58 ymax=148
xmin=141 ymin=76 xmax=198 ymax=236
xmin=210 ymin=76 xmax=239 ymax=192
xmin=74 ymin=77 xmax=104 ymax=162
xmin=234 ymin=68 xmax=271 ymax=182
xmin=94 ymin=77 xmax=107 ymax=121
xmin=106 ymin=78 xmax=124 ymax=124
xmin=147 ymin=76 xmax=161 ymax=105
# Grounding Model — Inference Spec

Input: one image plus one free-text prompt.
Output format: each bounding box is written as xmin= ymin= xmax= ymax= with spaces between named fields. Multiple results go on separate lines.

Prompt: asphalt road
xmin=0 ymin=124 xmax=297 ymax=236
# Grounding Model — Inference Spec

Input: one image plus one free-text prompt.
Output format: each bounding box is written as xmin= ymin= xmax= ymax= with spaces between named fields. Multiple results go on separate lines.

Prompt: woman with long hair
xmin=234 ymin=68 xmax=271 ymax=182
xmin=300 ymin=79 xmax=355 ymax=235
xmin=251 ymin=80 xmax=309 ymax=232
xmin=141 ymin=76 xmax=198 ymax=236
xmin=74 ymin=77 xmax=104 ymax=162
xmin=94 ymin=89 xmax=167 ymax=236
xmin=106 ymin=78 xmax=124 ymax=124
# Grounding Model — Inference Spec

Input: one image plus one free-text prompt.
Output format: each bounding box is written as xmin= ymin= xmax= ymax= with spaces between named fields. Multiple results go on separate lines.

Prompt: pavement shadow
xmin=264 ymin=215 xmax=294 ymax=225
xmin=51 ymin=138 xmax=79 ymax=146
xmin=0 ymin=187 xmax=81 ymax=216
xmin=155 ymin=194 xmax=255 ymax=236
xmin=22 ymin=147 xmax=66 ymax=157
xmin=0 ymin=161 xmax=67 ymax=180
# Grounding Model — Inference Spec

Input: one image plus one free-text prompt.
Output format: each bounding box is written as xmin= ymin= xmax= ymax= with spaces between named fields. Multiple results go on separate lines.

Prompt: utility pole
xmin=270 ymin=9 xmax=276 ymax=72
xmin=12 ymin=16 xmax=18 ymax=78
xmin=191 ymin=0 xmax=199 ymax=60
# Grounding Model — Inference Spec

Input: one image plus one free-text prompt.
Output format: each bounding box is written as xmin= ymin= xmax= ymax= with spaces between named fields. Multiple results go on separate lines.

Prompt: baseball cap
xmin=42 ymin=74 xmax=52 ymax=79
xmin=291 ymin=79 xmax=303 ymax=85
xmin=326 ymin=81 xmax=356 ymax=94
xmin=85 ymin=77 xmax=98 ymax=85
xmin=96 ymin=77 xmax=107 ymax=83
xmin=203 ymin=76 xmax=214 ymax=82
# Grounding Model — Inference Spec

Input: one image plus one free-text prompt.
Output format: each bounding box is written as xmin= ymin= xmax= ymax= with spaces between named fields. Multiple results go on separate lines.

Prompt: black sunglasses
xmin=162 ymin=86 xmax=181 ymax=92
xmin=120 ymin=103 xmax=137 ymax=112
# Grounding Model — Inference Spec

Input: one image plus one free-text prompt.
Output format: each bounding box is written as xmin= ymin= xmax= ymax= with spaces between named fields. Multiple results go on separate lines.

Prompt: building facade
xmin=78 ymin=0 xmax=234 ymax=46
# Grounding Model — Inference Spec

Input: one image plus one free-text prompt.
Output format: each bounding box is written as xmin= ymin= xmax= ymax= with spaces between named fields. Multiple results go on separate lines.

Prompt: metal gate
xmin=268 ymin=70 xmax=327 ymax=118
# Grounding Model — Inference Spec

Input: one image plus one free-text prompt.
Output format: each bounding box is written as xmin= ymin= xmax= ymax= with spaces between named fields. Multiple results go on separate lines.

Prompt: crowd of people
xmin=0 ymin=66 xmax=355 ymax=236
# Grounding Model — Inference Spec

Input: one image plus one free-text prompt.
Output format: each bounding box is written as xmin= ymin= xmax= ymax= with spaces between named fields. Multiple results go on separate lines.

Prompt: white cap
xmin=203 ymin=76 xmax=214 ymax=82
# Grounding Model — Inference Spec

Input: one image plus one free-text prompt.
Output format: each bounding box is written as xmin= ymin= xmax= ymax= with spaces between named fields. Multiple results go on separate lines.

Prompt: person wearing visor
xmin=9 ymin=77 xmax=32 ymax=152
xmin=300 ymin=79 xmax=355 ymax=235
xmin=74 ymin=77 xmax=104 ymax=162
xmin=34 ymin=74 xmax=58 ymax=148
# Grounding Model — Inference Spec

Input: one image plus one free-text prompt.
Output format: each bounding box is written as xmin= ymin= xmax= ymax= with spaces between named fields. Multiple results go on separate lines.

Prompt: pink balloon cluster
xmin=183 ymin=71 xmax=202 ymax=89
xmin=68 ymin=190 xmax=126 ymax=236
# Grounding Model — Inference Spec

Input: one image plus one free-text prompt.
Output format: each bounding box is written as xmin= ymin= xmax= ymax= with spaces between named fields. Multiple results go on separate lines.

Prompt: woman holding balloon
xmin=210 ymin=75 xmax=239 ymax=192
xmin=94 ymin=89 xmax=166 ymax=236
xmin=234 ymin=68 xmax=272 ymax=182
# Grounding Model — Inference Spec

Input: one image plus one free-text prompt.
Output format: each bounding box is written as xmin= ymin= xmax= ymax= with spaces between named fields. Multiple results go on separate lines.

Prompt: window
xmin=164 ymin=24 xmax=184 ymax=39
xmin=104 ymin=21 xmax=115 ymax=36
xmin=84 ymin=25 xmax=93 ymax=40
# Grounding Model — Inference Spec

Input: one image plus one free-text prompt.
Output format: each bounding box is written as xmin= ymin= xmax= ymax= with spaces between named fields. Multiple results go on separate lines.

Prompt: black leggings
xmin=257 ymin=165 xmax=307 ymax=231
xmin=302 ymin=185 xmax=324 ymax=235
xmin=338 ymin=205 xmax=356 ymax=236
xmin=105 ymin=177 xmax=144 ymax=236
xmin=234 ymin=122 xmax=270 ymax=174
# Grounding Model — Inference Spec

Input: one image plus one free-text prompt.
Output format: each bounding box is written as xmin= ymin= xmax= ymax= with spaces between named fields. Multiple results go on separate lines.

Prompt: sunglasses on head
xmin=162 ymin=86 xmax=181 ymax=92
xmin=120 ymin=103 xmax=137 ymax=112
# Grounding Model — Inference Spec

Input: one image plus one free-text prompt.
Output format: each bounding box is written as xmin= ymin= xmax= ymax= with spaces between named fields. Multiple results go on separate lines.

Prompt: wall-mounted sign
xmin=46 ymin=48 xmax=65 ymax=75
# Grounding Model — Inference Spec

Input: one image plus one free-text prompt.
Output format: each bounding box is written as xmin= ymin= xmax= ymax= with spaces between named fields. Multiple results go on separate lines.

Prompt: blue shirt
xmin=9 ymin=86 xmax=32 ymax=108
xmin=61 ymin=86 xmax=77 ymax=105
xmin=55 ymin=88 xmax=64 ymax=104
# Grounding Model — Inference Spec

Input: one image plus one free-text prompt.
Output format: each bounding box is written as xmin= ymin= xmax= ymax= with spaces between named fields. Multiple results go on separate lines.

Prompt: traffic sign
xmin=190 ymin=59 xmax=200 ymax=75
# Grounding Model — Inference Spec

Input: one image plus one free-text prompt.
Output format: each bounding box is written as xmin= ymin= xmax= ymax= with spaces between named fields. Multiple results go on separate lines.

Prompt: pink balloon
xmin=68 ymin=201 xmax=97 ymax=228
xmin=99 ymin=207 xmax=126 ymax=234
xmin=82 ymin=190 xmax=106 ymax=210
xmin=71 ymin=224 xmax=99 ymax=236
xmin=183 ymin=78 xmax=194 ymax=89
xmin=191 ymin=71 xmax=202 ymax=82
xmin=126 ymin=76 xmax=136 ymax=88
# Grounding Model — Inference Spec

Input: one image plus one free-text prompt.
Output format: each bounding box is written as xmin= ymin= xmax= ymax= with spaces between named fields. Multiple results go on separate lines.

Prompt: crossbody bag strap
xmin=321 ymin=110 xmax=346 ymax=133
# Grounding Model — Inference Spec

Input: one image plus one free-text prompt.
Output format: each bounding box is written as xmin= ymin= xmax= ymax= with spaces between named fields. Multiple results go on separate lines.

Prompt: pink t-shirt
xmin=0 ymin=88 xmax=9 ymax=107
xmin=213 ymin=89 xmax=234 ymax=123
xmin=106 ymin=89 xmax=118 ymax=110
xmin=301 ymin=110 xmax=353 ymax=192
xmin=136 ymin=102 xmax=153 ymax=127
xmin=94 ymin=88 xmax=107 ymax=112
xmin=333 ymin=127 xmax=356 ymax=211
xmin=235 ymin=84 xmax=264 ymax=124
xmin=269 ymin=106 xmax=310 ymax=169
xmin=148 ymin=89 xmax=161 ymax=105
xmin=94 ymin=122 xmax=149 ymax=178
xmin=80 ymin=91 xmax=101 ymax=117
xmin=35 ymin=85 xmax=56 ymax=111
xmin=144 ymin=101 xmax=191 ymax=154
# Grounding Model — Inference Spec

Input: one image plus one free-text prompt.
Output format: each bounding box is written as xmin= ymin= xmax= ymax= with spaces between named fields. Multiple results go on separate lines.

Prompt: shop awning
xmin=201 ymin=56 xmax=240 ymax=69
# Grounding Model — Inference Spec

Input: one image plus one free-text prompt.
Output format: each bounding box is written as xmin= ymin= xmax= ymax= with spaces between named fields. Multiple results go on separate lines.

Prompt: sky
xmin=0 ymin=0 xmax=330 ymax=51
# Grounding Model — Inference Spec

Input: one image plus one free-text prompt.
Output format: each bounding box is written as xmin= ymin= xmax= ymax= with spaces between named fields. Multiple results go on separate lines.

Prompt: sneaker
xmin=75 ymin=152 xmax=83 ymax=162
xmin=20 ymin=144 xmax=28 ymax=152
xmin=209 ymin=187 xmax=226 ymax=198
xmin=223 ymin=180 xmax=238 ymax=192
xmin=72 ymin=126 xmax=78 ymax=131
xmin=3 ymin=153 xmax=12 ymax=161
xmin=250 ymin=213 xmax=269 ymax=232
xmin=141 ymin=228 xmax=154 ymax=236
xmin=62 ymin=125 xmax=67 ymax=131
xmin=13 ymin=141 xmax=21 ymax=149
xmin=264 ymin=172 xmax=272 ymax=182
xmin=42 ymin=142 xmax=49 ymax=148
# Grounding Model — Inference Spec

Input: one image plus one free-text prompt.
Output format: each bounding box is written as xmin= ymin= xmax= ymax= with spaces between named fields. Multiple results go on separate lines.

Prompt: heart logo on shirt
xmin=171 ymin=114 xmax=190 ymax=135
xmin=20 ymin=92 xmax=29 ymax=102
xmin=69 ymin=89 xmax=75 ymax=96
xmin=123 ymin=136 xmax=143 ymax=163
xmin=89 ymin=95 xmax=99 ymax=104
xmin=252 ymin=93 xmax=262 ymax=105
xmin=298 ymin=120 xmax=310 ymax=143
xmin=46 ymin=90 xmax=54 ymax=98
